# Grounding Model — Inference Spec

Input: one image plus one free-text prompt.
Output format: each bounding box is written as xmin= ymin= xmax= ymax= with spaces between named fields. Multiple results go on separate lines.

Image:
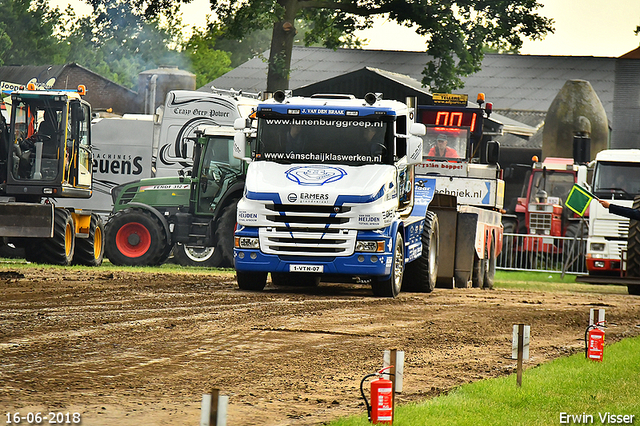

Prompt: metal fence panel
xmin=497 ymin=233 xmax=587 ymax=274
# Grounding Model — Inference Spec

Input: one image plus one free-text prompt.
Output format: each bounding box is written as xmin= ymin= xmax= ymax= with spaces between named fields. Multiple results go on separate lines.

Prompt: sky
xmin=51 ymin=0 xmax=640 ymax=58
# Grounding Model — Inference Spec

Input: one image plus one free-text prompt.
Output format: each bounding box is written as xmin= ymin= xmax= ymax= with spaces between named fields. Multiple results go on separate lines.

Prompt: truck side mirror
xmin=406 ymin=135 xmax=423 ymax=165
xmin=234 ymin=118 xmax=246 ymax=130
xmin=486 ymin=140 xmax=500 ymax=165
xmin=233 ymin=132 xmax=246 ymax=160
xmin=410 ymin=122 xmax=426 ymax=137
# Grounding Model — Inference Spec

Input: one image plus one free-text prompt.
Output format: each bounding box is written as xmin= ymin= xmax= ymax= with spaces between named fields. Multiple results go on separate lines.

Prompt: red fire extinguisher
xmin=360 ymin=366 xmax=394 ymax=424
xmin=585 ymin=321 xmax=606 ymax=362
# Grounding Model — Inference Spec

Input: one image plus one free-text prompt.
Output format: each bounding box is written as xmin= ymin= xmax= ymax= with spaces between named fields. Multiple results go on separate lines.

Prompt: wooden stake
xmin=516 ymin=324 xmax=524 ymax=387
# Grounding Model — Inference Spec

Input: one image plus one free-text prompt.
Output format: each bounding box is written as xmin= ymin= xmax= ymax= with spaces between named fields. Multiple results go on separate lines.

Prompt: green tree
xmin=0 ymin=0 xmax=66 ymax=66
xmin=182 ymin=26 xmax=232 ymax=88
xmin=207 ymin=0 xmax=554 ymax=92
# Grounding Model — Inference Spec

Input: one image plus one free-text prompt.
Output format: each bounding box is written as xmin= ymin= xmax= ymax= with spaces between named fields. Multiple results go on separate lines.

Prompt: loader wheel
xmin=26 ymin=209 xmax=75 ymax=266
xmin=236 ymin=271 xmax=268 ymax=291
xmin=371 ymin=231 xmax=404 ymax=298
xmin=73 ymin=214 xmax=105 ymax=266
xmin=172 ymin=243 xmax=222 ymax=267
xmin=214 ymin=200 xmax=239 ymax=268
xmin=402 ymin=211 xmax=439 ymax=293
xmin=105 ymin=208 xmax=170 ymax=266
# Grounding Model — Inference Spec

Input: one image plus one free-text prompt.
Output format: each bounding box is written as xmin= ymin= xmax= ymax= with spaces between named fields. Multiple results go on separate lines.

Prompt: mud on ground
xmin=1 ymin=267 xmax=639 ymax=425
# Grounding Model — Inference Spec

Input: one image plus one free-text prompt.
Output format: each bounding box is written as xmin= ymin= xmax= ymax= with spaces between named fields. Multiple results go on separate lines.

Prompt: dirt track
xmin=1 ymin=266 xmax=639 ymax=426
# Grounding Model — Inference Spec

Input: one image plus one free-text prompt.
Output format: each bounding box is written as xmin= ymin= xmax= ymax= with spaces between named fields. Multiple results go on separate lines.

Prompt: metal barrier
xmin=497 ymin=233 xmax=587 ymax=274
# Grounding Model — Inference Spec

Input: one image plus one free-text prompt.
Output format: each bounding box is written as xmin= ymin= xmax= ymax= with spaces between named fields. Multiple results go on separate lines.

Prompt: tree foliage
xmin=209 ymin=0 xmax=554 ymax=92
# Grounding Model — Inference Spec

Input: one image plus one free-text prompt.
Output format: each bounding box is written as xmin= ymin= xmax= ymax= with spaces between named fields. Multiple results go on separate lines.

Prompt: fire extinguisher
xmin=360 ymin=366 xmax=394 ymax=424
xmin=585 ymin=320 xmax=606 ymax=361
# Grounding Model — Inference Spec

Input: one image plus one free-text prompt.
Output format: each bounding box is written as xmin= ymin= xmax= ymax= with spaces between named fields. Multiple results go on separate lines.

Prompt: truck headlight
xmin=590 ymin=243 xmax=605 ymax=252
xmin=356 ymin=240 xmax=385 ymax=253
xmin=235 ymin=236 xmax=259 ymax=249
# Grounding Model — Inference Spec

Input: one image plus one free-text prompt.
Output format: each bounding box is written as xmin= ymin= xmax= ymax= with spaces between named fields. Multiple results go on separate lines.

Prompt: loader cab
xmin=5 ymin=88 xmax=92 ymax=201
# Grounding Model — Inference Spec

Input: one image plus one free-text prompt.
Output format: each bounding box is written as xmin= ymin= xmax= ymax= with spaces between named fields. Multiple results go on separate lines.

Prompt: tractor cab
xmin=4 ymin=85 xmax=92 ymax=202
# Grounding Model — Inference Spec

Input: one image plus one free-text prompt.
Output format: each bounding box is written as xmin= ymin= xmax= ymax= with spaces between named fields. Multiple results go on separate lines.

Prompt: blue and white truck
xmin=232 ymin=92 xmax=438 ymax=297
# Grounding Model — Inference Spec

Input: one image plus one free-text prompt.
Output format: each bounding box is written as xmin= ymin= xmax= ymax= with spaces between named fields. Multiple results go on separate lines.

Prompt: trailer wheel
xmin=73 ymin=214 xmax=105 ymax=266
xmin=372 ymin=231 xmax=404 ymax=297
xmin=215 ymin=200 xmax=238 ymax=268
xmin=172 ymin=243 xmax=222 ymax=267
xmin=271 ymin=272 xmax=321 ymax=287
xmin=484 ymin=236 xmax=496 ymax=289
xmin=403 ymin=211 xmax=439 ymax=293
xmin=236 ymin=271 xmax=268 ymax=291
xmin=105 ymin=208 xmax=170 ymax=266
xmin=26 ymin=209 xmax=75 ymax=265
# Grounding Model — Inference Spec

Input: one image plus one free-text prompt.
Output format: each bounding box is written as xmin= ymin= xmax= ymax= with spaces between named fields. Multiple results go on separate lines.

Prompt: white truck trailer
xmin=232 ymin=92 xmax=435 ymax=297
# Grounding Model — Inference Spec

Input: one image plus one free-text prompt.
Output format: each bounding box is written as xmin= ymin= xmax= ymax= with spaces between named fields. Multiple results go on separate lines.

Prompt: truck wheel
xmin=402 ymin=211 xmax=439 ymax=293
xmin=236 ymin=271 xmax=268 ymax=291
xmin=26 ymin=209 xmax=75 ymax=265
xmin=73 ymin=214 xmax=105 ymax=266
xmin=271 ymin=272 xmax=321 ymax=287
xmin=371 ymin=231 xmax=404 ymax=297
xmin=627 ymin=197 xmax=640 ymax=279
xmin=172 ymin=243 xmax=222 ymax=267
xmin=472 ymin=249 xmax=485 ymax=288
xmin=105 ymin=208 xmax=170 ymax=266
xmin=215 ymin=200 xmax=238 ymax=268
xmin=484 ymin=236 xmax=496 ymax=289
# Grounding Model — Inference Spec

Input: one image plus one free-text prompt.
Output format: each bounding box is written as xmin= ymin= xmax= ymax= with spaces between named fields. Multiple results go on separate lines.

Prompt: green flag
xmin=565 ymin=184 xmax=595 ymax=216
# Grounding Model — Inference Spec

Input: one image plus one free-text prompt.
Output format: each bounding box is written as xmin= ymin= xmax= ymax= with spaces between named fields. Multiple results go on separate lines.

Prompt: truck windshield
xmin=422 ymin=126 xmax=467 ymax=161
xmin=592 ymin=162 xmax=640 ymax=200
xmin=255 ymin=116 xmax=389 ymax=166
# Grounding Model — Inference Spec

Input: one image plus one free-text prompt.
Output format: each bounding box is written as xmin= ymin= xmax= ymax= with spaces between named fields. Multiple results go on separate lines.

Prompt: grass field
xmin=329 ymin=336 xmax=640 ymax=426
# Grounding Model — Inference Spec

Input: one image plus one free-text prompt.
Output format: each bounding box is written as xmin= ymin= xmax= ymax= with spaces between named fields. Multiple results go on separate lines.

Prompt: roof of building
xmin=206 ymin=46 xmax=617 ymax=118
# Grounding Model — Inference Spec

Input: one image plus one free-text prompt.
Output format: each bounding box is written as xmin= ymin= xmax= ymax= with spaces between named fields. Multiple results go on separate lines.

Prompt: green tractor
xmin=104 ymin=126 xmax=245 ymax=267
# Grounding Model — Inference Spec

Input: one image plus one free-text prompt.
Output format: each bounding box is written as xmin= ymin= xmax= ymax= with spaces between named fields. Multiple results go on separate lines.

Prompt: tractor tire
xmin=271 ymin=272 xmax=321 ymax=287
xmin=627 ymin=197 xmax=640 ymax=278
xmin=105 ymin=208 xmax=170 ymax=266
xmin=402 ymin=211 xmax=439 ymax=293
xmin=214 ymin=200 xmax=238 ymax=268
xmin=73 ymin=214 xmax=105 ymax=266
xmin=236 ymin=271 xmax=268 ymax=291
xmin=172 ymin=243 xmax=222 ymax=267
xmin=26 ymin=209 xmax=75 ymax=266
xmin=371 ymin=231 xmax=404 ymax=298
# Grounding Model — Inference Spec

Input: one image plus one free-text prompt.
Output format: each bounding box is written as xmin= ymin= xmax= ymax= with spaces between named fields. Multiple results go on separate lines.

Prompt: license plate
xmin=290 ymin=264 xmax=323 ymax=273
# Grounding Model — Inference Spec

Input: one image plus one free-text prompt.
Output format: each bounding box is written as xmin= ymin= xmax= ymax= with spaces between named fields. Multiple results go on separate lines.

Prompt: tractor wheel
xmin=26 ymin=209 xmax=75 ymax=265
xmin=371 ymin=231 xmax=404 ymax=298
xmin=236 ymin=271 xmax=268 ymax=291
xmin=172 ymin=243 xmax=222 ymax=267
xmin=271 ymin=272 xmax=321 ymax=287
xmin=402 ymin=211 xmax=439 ymax=293
xmin=627 ymin=197 xmax=640 ymax=278
xmin=73 ymin=214 xmax=105 ymax=266
xmin=105 ymin=208 xmax=170 ymax=266
xmin=214 ymin=200 xmax=238 ymax=268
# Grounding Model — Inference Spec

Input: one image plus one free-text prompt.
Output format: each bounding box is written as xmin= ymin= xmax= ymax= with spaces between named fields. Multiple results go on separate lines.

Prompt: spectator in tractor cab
xmin=427 ymin=134 xmax=459 ymax=158
xmin=598 ymin=199 xmax=640 ymax=220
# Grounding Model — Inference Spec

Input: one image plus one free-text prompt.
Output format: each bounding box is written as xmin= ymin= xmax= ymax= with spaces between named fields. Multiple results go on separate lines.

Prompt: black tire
xmin=371 ymin=231 xmax=404 ymax=297
xmin=26 ymin=209 xmax=75 ymax=265
xmin=73 ymin=214 xmax=105 ymax=266
xmin=484 ymin=236 xmax=496 ymax=289
xmin=472 ymin=249 xmax=485 ymax=289
xmin=627 ymin=197 xmax=640 ymax=278
xmin=628 ymin=285 xmax=640 ymax=296
xmin=105 ymin=208 xmax=170 ymax=266
xmin=172 ymin=243 xmax=222 ymax=267
xmin=236 ymin=271 xmax=268 ymax=291
xmin=215 ymin=200 xmax=238 ymax=268
xmin=271 ymin=272 xmax=321 ymax=287
xmin=403 ymin=211 xmax=439 ymax=293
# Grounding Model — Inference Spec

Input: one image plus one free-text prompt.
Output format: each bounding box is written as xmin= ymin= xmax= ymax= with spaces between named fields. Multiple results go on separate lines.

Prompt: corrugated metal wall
xmin=611 ymin=59 xmax=640 ymax=148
